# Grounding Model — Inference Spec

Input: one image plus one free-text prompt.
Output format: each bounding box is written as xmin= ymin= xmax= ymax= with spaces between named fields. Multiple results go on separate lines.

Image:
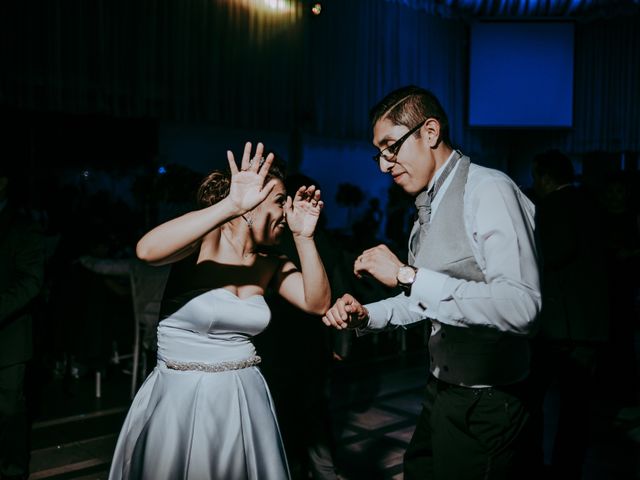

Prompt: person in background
xmin=0 ymin=165 xmax=45 ymax=480
xmin=530 ymin=150 xmax=610 ymax=479
xmin=257 ymin=172 xmax=343 ymax=480
xmin=600 ymin=172 xmax=640 ymax=429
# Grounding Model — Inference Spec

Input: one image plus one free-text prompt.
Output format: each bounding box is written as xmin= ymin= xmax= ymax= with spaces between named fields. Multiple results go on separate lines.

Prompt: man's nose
xmin=379 ymin=157 xmax=394 ymax=173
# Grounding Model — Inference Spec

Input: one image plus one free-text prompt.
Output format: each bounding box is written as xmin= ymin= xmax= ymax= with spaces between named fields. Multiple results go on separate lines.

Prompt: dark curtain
xmin=0 ymin=0 xmax=305 ymax=129
xmin=1 ymin=0 xmax=638 ymax=152
xmin=389 ymin=0 xmax=638 ymax=19
xmin=306 ymin=0 xmax=466 ymax=140
xmin=571 ymin=15 xmax=640 ymax=152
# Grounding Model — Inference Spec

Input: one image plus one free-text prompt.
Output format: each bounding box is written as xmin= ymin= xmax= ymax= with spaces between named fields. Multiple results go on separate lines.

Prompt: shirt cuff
xmin=408 ymin=268 xmax=449 ymax=319
xmin=354 ymin=301 xmax=389 ymax=335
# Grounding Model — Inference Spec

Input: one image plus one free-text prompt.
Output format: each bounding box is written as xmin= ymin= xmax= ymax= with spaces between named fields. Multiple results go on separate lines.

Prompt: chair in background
xmin=128 ymin=260 xmax=170 ymax=398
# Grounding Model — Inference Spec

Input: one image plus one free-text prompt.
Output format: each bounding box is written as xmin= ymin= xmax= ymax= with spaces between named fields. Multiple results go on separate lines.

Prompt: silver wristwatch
xmin=396 ymin=265 xmax=418 ymax=295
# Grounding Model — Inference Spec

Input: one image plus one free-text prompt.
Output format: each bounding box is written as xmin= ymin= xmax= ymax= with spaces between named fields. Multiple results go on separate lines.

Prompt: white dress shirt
xmin=364 ymin=156 xmax=541 ymax=337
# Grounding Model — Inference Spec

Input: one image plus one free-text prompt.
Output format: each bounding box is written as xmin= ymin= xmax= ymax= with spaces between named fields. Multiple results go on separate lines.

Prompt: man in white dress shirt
xmin=322 ymin=86 xmax=541 ymax=479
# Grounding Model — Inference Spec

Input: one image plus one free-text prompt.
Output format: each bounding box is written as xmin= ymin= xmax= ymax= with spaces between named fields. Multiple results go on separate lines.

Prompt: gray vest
xmin=410 ymin=156 xmax=530 ymax=386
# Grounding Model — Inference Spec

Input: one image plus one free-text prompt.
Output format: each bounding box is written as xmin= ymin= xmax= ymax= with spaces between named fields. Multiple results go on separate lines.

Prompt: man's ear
xmin=422 ymin=118 xmax=441 ymax=149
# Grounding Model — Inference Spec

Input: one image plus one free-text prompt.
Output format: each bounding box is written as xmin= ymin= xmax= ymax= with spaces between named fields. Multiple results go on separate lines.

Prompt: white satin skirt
xmin=108 ymin=362 xmax=290 ymax=480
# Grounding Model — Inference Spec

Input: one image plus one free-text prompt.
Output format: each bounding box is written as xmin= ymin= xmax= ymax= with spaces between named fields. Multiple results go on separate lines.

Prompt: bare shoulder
xmin=256 ymin=251 xmax=291 ymax=273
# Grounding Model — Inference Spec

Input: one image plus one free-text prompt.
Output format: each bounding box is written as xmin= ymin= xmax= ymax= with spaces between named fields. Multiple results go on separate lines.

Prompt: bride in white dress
xmin=108 ymin=142 xmax=331 ymax=480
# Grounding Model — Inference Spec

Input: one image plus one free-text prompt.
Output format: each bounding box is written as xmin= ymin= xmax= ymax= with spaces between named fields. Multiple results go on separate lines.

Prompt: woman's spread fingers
xmin=227 ymin=151 xmax=239 ymax=174
xmin=259 ymin=153 xmax=274 ymax=177
xmin=241 ymin=142 xmax=252 ymax=170
xmin=252 ymin=142 xmax=265 ymax=170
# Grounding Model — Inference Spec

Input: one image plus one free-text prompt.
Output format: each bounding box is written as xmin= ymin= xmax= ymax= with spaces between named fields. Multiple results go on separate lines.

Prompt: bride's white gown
xmin=109 ymin=282 xmax=289 ymax=480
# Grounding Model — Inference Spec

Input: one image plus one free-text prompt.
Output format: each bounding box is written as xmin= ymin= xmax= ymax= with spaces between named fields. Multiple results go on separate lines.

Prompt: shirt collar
xmin=415 ymin=150 xmax=458 ymax=208
xmin=427 ymin=150 xmax=457 ymax=191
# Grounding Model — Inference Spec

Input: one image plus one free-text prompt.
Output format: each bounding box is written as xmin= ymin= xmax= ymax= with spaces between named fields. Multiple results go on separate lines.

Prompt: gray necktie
xmin=417 ymin=189 xmax=433 ymax=226
xmin=410 ymin=151 xmax=462 ymax=257
xmin=412 ymin=189 xmax=433 ymax=253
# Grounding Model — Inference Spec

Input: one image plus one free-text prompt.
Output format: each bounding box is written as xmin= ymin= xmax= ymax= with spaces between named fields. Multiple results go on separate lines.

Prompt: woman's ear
xmin=423 ymin=118 xmax=441 ymax=149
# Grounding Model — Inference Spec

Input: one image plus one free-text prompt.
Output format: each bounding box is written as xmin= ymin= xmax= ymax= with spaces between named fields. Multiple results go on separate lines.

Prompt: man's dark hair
xmin=533 ymin=149 xmax=575 ymax=185
xmin=369 ymin=85 xmax=452 ymax=147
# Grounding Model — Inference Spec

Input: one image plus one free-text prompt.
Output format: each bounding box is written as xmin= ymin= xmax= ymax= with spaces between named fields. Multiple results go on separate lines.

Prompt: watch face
xmin=398 ymin=266 xmax=416 ymax=284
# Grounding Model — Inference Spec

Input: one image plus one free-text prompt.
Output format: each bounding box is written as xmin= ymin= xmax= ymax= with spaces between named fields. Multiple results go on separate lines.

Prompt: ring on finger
xmin=248 ymin=156 xmax=264 ymax=168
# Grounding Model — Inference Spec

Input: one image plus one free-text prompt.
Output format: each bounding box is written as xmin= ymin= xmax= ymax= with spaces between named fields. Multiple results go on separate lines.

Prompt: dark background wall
xmin=1 ymin=0 xmax=638 ymax=232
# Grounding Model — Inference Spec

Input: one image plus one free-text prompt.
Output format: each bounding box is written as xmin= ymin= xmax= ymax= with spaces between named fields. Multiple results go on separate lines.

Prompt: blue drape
xmin=0 ymin=0 xmax=637 ymax=152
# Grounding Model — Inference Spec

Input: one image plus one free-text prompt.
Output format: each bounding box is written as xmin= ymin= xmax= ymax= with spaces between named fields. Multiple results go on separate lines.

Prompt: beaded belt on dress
xmin=164 ymin=355 xmax=261 ymax=373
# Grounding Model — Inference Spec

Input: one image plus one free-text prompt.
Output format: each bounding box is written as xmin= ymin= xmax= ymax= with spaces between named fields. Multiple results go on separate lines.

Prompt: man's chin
xmin=395 ymin=176 xmax=421 ymax=195
xmin=403 ymin=184 xmax=422 ymax=196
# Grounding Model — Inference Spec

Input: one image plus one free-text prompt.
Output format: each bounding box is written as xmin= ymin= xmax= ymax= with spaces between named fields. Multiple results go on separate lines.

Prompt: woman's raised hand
xmin=285 ymin=185 xmax=324 ymax=238
xmin=227 ymin=142 xmax=278 ymax=214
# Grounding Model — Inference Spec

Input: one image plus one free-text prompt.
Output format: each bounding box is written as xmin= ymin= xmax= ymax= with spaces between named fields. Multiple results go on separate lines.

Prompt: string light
xmin=311 ymin=2 xmax=322 ymax=15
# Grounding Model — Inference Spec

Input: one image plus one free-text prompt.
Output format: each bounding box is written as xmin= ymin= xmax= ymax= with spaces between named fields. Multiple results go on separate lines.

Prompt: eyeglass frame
xmin=372 ymin=119 xmax=428 ymax=165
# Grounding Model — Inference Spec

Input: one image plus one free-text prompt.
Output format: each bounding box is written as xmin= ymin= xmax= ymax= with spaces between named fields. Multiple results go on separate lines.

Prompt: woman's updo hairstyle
xmin=196 ymin=156 xmax=287 ymax=208
xmin=197 ymin=171 xmax=230 ymax=208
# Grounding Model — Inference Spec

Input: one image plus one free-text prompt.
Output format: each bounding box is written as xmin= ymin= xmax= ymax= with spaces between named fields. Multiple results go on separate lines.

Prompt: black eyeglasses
xmin=372 ymin=120 xmax=426 ymax=165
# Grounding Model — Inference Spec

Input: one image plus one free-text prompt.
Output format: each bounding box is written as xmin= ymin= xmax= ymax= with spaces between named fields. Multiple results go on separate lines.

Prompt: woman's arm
xmin=136 ymin=199 xmax=237 ymax=265
xmin=274 ymin=186 xmax=331 ymax=315
xmin=137 ymin=142 xmax=278 ymax=265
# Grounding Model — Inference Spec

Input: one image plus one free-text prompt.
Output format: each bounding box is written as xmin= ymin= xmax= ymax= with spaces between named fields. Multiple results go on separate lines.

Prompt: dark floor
xmin=25 ymin=341 xmax=640 ymax=480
